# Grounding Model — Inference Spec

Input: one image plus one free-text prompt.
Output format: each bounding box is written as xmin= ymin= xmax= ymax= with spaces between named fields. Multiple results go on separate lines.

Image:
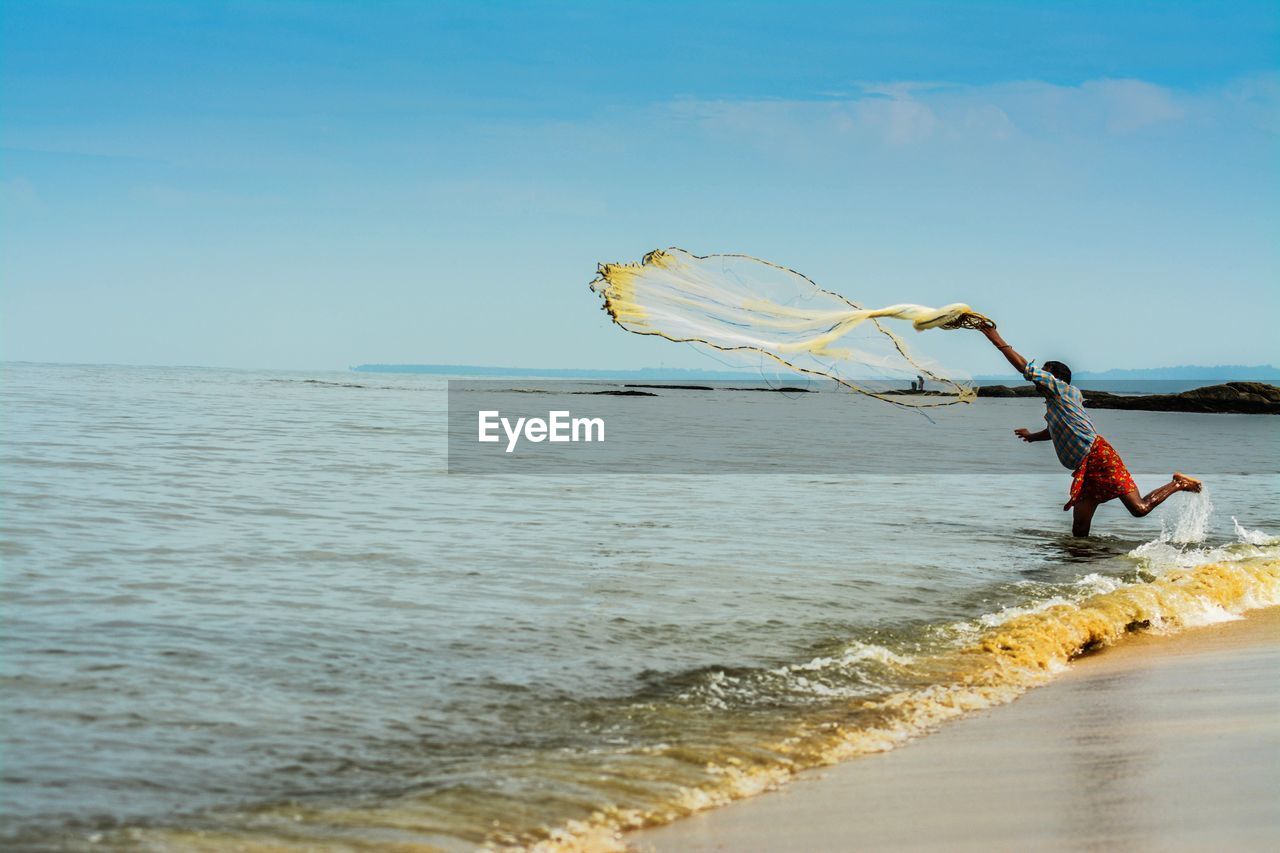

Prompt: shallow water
xmin=2 ymin=363 xmax=1277 ymax=849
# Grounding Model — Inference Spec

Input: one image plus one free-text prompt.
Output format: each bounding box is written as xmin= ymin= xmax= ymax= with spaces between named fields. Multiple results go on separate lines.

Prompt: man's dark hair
xmin=1042 ymin=360 xmax=1072 ymax=384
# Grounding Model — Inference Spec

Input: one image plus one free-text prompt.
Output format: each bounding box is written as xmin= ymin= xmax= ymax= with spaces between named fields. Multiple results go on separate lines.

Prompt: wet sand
xmin=630 ymin=606 xmax=1280 ymax=851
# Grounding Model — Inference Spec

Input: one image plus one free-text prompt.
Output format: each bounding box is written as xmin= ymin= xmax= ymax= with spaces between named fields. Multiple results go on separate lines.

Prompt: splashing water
xmin=1127 ymin=490 xmax=1215 ymax=570
xmin=1168 ymin=489 xmax=1214 ymax=545
xmin=1127 ymin=491 xmax=1280 ymax=578
xmin=1232 ymin=517 xmax=1277 ymax=546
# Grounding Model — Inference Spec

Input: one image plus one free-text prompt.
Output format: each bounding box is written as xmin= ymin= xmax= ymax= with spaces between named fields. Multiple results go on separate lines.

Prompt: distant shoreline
xmin=352 ymin=363 xmax=1280 ymax=381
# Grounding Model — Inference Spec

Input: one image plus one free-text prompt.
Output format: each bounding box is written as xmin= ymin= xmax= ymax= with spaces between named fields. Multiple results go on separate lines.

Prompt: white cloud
xmin=1081 ymin=78 xmax=1185 ymax=132
xmin=658 ymin=74 xmax=1276 ymax=151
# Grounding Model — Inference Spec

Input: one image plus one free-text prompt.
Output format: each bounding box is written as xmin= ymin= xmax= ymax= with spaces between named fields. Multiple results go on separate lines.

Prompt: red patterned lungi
xmin=1065 ymin=435 xmax=1137 ymax=510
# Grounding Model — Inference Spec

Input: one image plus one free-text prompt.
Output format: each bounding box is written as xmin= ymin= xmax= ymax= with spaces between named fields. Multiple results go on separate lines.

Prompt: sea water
xmin=2 ymin=363 xmax=1277 ymax=849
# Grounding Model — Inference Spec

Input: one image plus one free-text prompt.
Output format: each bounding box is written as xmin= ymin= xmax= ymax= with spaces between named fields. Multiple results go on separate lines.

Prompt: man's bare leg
xmin=1072 ymin=498 xmax=1099 ymax=537
xmin=1120 ymin=472 xmax=1203 ymax=518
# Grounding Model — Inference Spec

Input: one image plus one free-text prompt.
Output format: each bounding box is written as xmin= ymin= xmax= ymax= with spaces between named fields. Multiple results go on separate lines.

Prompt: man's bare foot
xmin=1173 ymin=472 xmax=1203 ymax=492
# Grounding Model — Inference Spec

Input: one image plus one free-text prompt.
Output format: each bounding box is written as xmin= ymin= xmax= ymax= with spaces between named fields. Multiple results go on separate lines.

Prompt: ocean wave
xmin=54 ymin=515 xmax=1280 ymax=852
xmin=533 ymin=554 xmax=1280 ymax=852
xmin=93 ymin=554 xmax=1277 ymax=853
xmin=667 ymin=641 xmax=916 ymax=709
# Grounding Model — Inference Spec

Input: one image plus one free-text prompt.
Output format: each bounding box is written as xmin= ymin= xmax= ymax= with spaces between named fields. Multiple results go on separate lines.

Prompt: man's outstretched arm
xmin=979 ymin=325 xmax=1028 ymax=375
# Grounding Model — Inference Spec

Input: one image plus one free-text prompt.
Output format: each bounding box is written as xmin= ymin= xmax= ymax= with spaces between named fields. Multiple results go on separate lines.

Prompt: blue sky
xmin=3 ymin=1 xmax=1277 ymax=374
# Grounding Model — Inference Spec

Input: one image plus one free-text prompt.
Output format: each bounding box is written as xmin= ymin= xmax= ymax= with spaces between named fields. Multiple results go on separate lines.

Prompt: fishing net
xmin=589 ymin=248 xmax=993 ymax=407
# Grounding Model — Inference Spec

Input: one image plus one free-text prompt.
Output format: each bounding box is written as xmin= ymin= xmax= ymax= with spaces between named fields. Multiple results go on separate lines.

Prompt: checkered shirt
xmin=1024 ymin=361 xmax=1096 ymax=471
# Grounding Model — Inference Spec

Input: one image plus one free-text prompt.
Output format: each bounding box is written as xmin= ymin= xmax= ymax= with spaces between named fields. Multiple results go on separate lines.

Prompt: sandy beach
xmin=630 ymin=606 xmax=1280 ymax=852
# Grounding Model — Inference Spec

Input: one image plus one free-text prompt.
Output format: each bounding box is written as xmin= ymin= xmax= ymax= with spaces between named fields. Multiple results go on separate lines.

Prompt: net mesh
xmin=590 ymin=248 xmax=992 ymax=408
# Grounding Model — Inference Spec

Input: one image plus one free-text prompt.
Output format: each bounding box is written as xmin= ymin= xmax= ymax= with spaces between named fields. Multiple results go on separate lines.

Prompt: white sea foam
xmin=1075 ymin=572 xmax=1126 ymax=595
xmin=672 ymin=640 xmax=916 ymax=709
xmin=978 ymin=596 xmax=1073 ymax=627
xmin=781 ymin=641 xmax=914 ymax=673
xmin=975 ymin=575 xmax=1128 ymax=630
xmin=1173 ymin=601 xmax=1244 ymax=627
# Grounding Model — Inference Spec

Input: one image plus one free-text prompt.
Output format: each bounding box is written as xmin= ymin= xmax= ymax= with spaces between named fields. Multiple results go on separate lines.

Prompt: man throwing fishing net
xmin=978 ymin=323 xmax=1202 ymax=537
xmin=587 ymin=248 xmax=1203 ymax=537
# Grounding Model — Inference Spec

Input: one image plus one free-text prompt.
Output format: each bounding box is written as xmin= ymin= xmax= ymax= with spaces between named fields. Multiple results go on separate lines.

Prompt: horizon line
xmin=4 ymin=360 xmax=1278 ymax=380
